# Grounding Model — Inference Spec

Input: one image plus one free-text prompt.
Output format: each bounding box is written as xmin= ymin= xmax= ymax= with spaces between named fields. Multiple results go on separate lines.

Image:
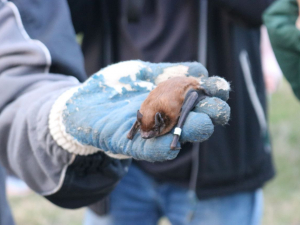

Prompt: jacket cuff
xmin=48 ymin=87 xmax=131 ymax=159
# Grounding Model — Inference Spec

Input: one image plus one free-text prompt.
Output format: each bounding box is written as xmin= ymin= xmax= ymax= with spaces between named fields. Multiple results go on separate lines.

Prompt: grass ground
xmin=7 ymin=78 xmax=300 ymax=225
xmin=263 ymin=79 xmax=300 ymax=225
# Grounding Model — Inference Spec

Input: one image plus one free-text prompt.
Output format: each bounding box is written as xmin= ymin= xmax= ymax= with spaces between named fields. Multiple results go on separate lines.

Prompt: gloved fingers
xmin=194 ymin=97 xmax=230 ymax=125
xmin=180 ymin=112 xmax=214 ymax=143
xmin=143 ymin=61 xmax=208 ymax=85
xmin=130 ymin=133 xmax=180 ymax=162
xmin=107 ymin=118 xmax=180 ymax=162
xmin=199 ymin=76 xmax=231 ymax=101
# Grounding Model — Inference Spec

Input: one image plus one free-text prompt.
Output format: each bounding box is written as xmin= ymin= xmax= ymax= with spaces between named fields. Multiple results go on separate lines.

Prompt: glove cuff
xmin=48 ymin=87 xmax=131 ymax=159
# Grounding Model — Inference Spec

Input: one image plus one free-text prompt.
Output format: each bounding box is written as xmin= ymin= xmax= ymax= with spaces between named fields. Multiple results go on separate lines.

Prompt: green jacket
xmin=264 ymin=0 xmax=300 ymax=100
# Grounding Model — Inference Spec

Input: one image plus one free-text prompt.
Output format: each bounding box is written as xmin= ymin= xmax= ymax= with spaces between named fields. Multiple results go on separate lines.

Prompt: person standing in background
xmin=264 ymin=0 xmax=300 ymax=101
xmin=67 ymin=1 xmax=275 ymax=225
xmin=260 ymin=26 xmax=282 ymax=95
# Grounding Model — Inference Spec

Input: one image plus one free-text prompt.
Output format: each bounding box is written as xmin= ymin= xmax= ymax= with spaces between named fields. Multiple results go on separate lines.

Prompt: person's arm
xmin=0 ymin=0 xmax=130 ymax=209
xmin=0 ymin=0 xmax=231 ymax=208
xmin=214 ymin=0 xmax=275 ymax=26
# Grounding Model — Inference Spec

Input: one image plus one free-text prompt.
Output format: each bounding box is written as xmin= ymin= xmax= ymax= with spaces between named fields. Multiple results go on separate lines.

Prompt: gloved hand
xmin=49 ymin=60 xmax=230 ymax=162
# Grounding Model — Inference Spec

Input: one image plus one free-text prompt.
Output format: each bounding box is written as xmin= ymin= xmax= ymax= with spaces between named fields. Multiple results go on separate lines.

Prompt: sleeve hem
xmin=48 ymin=87 xmax=132 ymax=159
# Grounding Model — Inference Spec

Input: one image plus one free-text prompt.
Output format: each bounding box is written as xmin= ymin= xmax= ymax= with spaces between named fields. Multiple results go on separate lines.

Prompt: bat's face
xmin=138 ymin=110 xmax=166 ymax=139
xmin=126 ymin=110 xmax=171 ymax=140
xmin=140 ymin=129 xmax=158 ymax=139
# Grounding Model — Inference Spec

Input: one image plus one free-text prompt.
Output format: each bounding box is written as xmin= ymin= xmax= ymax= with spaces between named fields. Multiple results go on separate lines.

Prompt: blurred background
xmin=6 ymin=28 xmax=300 ymax=225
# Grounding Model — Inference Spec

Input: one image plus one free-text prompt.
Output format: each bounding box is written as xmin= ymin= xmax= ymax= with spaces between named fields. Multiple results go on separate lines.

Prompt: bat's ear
xmin=127 ymin=110 xmax=143 ymax=140
xmin=137 ymin=110 xmax=143 ymax=122
xmin=127 ymin=120 xmax=140 ymax=140
xmin=155 ymin=112 xmax=164 ymax=127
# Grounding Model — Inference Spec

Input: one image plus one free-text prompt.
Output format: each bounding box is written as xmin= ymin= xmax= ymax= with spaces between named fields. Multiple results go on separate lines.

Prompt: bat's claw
xmin=170 ymin=135 xmax=180 ymax=150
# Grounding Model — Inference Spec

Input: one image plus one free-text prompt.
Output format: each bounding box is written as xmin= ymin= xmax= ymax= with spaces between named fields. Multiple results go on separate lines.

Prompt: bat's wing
xmin=170 ymin=89 xmax=207 ymax=149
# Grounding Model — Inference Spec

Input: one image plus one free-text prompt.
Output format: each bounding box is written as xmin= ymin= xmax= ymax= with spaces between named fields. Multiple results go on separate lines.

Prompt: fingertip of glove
xmin=200 ymin=76 xmax=231 ymax=101
xmin=130 ymin=134 xmax=181 ymax=162
xmin=181 ymin=113 xmax=214 ymax=143
xmin=187 ymin=62 xmax=209 ymax=77
xmin=195 ymin=97 xmax=231 ymax=125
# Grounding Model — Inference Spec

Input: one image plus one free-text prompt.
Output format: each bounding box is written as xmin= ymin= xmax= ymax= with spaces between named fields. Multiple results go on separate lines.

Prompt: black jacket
xmin=68 ymin=0 xmax=275 ymax=213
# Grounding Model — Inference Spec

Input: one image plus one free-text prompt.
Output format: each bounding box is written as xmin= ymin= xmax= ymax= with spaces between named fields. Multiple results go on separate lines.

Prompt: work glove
xmin=49 ymin=60 xmax=230 ymax=162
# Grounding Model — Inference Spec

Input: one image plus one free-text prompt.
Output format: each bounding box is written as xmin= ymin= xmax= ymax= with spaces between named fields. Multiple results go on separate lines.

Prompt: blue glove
xmin=49 ymin=60 xmax=230 ymax=162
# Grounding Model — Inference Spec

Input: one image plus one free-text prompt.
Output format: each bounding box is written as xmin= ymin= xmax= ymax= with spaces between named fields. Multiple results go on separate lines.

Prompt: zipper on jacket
xmin=187 ymin=0 xmax=209 ymax=222
xmin=239 ymin=50 xmax=271 ymax=153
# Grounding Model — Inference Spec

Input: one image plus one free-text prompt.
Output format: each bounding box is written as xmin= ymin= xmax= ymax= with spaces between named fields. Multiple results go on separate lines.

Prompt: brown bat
xmin=127 ymin=76 xmax=207 ymax=149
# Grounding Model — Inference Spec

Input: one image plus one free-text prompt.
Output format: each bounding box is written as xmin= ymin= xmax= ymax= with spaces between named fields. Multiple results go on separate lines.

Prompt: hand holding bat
xmin=49 ymin=60 xmax=230 ymax=162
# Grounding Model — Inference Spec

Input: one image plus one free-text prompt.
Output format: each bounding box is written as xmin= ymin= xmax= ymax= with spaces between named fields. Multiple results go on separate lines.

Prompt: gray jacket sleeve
xmin=0 ymin=0 xmax=129 ymax=208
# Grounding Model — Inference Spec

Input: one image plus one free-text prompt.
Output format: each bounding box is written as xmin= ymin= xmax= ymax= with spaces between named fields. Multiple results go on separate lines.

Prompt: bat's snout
xmin=141 ymin=130 xmax=156 ymax=139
